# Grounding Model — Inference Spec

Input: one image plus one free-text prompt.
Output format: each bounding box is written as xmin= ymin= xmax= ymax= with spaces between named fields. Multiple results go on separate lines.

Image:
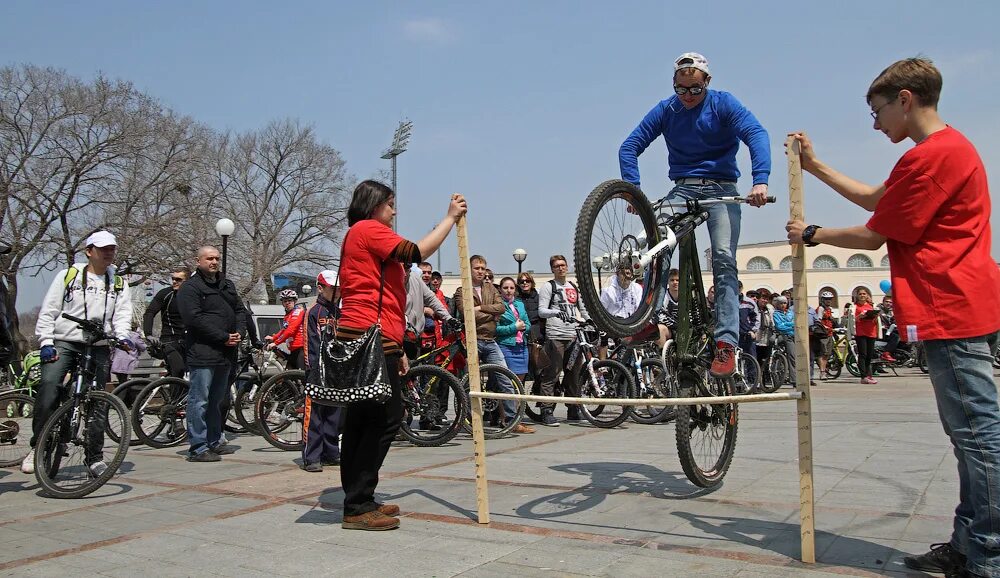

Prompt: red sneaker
xmin=880 ymin=351 xmax=897 ymax=363
xmin=710 ymin=341 xmax=736 ymax=377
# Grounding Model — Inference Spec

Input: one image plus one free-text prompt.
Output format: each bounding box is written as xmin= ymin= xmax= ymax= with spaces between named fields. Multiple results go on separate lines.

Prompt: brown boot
xmin=342 ymin=510 xmax=400 ymax=531
xmin=377 ymin=503 xmax=401 ymax=516
xmin=512 ymin=423 xmax=535 ymax=434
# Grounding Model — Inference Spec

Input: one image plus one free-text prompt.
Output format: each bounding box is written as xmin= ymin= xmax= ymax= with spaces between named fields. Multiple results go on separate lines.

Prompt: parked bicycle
xmin=254 ymin=369 xmax=306 ymax=451
xmin=607 ymin=338 xmax=676 ymax=424
xmin=33 ymin=313 xmax=131 ymax=498
xmin=576 ymin=180 xmax=774 ymax=487
xmin=0 ymin=389 xmax=33 ymax=467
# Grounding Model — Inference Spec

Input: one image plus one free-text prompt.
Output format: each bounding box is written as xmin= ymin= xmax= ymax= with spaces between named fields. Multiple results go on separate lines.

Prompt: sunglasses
xmin=484 ymin=276 xmax=494 ymax=281
xmin=171 ymin=277 xmax=185 ymax=283
xmin=518 ymin=280 xmax=532 ymax=285
xmin=674 ymin=85 xmax=706 ymax=96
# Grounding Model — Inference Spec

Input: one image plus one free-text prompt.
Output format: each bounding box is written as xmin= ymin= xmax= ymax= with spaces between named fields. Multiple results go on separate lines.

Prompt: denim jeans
xmin=925 ymin=331 xmax=1000 ymax=577
xmin=667 ymin=181 xmax=741 ymax=347
xmin=478 ymin=340 xmax=517 ymax=420
xmin=187 ymin=365 xmax=231 ymax=456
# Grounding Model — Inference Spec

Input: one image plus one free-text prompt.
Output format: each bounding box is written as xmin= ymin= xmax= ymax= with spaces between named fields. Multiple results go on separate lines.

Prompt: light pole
xmin=215 ymin=218 xmax=235 ymax=276
xmin=301 ymin=284 xmax=311 ymax=303
xmin=381 ymin=119 xmax=413 ymax=231
xmin=512 ymin=248 xmax=527 ymax=275
xmin=593 ymin=255 xmax=607 ymax=292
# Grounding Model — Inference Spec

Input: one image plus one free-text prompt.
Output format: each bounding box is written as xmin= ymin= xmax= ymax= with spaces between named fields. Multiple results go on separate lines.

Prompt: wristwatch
xmin=801 ymin=224 xmax=822 ymax=247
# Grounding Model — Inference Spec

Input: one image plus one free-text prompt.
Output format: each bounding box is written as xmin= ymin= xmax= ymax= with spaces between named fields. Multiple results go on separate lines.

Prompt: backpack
xmin=538 ymin=279 xmax=578 ymax=341
xmin=64 ymin=266 xmax=125 ymax=294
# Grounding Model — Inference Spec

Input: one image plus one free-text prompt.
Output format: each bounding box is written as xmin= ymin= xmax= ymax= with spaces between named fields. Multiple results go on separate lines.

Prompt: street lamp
xmin=512 ymin=248 xmax=527 ymax=275
xmin=593 ymin=255 xmax=606 ymax=292
xmin=381 ymin=119 xmax=413 ymax=231
xmin=301 ymin=284 xmax=312 ymax=298
xmin=215 ymin=218 xmax=235 ymax=276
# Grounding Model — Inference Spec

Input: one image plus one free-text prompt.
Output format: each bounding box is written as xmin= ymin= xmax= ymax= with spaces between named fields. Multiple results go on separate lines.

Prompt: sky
xmin=4 ymin=0 xmax=998 ymax=311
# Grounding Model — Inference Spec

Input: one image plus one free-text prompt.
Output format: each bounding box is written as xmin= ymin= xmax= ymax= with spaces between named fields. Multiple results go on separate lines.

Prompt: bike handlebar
xmin=61 ymin=312 xmax=123 ymax=347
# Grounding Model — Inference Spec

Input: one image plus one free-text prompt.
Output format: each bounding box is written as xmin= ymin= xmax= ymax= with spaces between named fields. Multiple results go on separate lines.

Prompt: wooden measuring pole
xmin=455 ymin=212 xmax=490 ymax=524
xmin=787 ymin=136 xmax=817 ymax=563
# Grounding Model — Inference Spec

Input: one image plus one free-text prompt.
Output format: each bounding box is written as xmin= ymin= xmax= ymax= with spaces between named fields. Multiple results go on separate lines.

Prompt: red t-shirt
xmin=854 ymin=303 xmax=879 ymax=338
xmin=337 ymin=220 xmax=407 ymax=345
xmin=867 ymin=126 xmax=1000 ymax=341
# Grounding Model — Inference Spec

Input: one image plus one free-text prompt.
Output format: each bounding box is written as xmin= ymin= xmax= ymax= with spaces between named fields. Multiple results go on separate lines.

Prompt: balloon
xmin=879 ymin=279 xmax=892 ymax=294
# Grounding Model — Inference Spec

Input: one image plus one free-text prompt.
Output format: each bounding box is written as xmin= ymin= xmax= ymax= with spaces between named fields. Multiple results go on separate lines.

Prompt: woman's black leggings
xmin=856 ymin=336 xmax=876 ymax=378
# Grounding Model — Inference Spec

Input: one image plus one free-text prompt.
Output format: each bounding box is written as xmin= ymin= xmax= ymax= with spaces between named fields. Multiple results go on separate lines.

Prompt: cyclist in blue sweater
xmin=620 ymin=52 xmax=771 ymax=378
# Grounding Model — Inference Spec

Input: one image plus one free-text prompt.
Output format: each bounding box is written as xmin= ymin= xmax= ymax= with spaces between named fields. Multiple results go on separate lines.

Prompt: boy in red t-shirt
xmin=787 ymin=57 xmax=1000 ymax=578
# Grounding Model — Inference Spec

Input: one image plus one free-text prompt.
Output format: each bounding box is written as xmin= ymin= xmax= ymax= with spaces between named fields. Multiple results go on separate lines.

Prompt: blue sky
xmin=4 ymin=0 xmax=998 ymax=310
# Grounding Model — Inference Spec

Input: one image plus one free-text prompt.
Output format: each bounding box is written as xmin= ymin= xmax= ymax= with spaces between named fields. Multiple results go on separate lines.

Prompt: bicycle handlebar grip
xmin=766 ymin=196 xmax=777 ymax=203
xmin=61 ymin=312 xmax=86 ymax=324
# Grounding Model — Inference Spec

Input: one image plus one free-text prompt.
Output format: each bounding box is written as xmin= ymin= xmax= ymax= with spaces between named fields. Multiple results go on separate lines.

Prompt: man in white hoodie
xmin=24 ymin=231 xmax=133 ymax=475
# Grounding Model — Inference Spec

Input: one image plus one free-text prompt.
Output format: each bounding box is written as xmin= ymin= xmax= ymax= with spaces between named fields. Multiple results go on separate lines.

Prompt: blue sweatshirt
xmin=619 ymin=90 xmax=771 ymax=187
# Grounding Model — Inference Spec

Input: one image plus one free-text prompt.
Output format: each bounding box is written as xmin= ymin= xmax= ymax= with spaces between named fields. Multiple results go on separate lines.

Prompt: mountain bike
xmin=34 ymin=314 xmax=131 ymax=498
xmin=131 ymin=376 xmax=189 ymax=448
xmin=402 ymin=330 xmax=467 ymax=445
xmin=607 ymin=338 xmax=675 ymax=424
xmin=732 ymin=346 xmax=762 ymax=395
xmin=108 ymin=377 xmax=153 ymax=446
xmin=0 ymin=390 xmax=33 ymax=467
xmin=254 ymin=369 xmax=306 ymax=451
xmin=763 ymin=335 xmax=796 ymax=393
xmin=231 ymin=345 xmax=284 ymax=435
xmin=575 ymin=179 xmax=773 ymax=487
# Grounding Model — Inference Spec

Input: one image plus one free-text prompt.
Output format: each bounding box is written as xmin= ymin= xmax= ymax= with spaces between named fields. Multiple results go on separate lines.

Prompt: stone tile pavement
xmin=0 ymin=368 xmax=977 ymax=576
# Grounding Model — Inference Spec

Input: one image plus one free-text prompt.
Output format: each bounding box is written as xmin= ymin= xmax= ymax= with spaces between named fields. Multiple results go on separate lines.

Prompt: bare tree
xmin=212 ymin=119 xmax=351 ymax=300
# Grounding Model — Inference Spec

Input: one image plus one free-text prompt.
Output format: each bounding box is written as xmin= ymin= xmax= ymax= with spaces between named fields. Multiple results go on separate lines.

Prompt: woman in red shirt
xmin=337 ymin=180 xmax=466 ymax=531
xmin=853 ymin=288 xmax=880 ymax=384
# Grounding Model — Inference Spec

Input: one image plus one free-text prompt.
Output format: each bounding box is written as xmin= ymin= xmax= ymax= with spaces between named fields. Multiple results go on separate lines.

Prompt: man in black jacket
xmin=176 ymin=246 xmax=246 ymax=462
xmin=142 ymin=267 xmax=189 ymax=378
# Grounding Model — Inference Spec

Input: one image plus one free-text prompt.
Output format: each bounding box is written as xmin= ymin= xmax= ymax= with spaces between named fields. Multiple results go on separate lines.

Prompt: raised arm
xmin=787 ymin=132 xmax=885 ymax=211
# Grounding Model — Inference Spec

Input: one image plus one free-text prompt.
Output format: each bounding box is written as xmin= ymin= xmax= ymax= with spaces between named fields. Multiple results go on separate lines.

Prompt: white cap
xmin=317 ymin=269 xmax=338 ymax=287
xmin=674 ymin=52 xmax=710 ymax=76
xmin=86 ymin=230 xmax=117 ymax=248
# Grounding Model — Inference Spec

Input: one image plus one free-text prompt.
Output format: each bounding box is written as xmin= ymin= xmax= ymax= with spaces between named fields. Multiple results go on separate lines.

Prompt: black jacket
xmin=304 ymin=294 xmax=337 ymax=383
xmin=143 ymin=287 xmax=186 ymax=340
xmin=176 ymin=271 xmax=247 ymax=367
xmin=517 ymin=288 xmax=541 ymax=342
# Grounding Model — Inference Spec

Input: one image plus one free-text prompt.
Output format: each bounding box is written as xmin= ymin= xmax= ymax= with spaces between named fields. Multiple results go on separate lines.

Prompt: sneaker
xmin=321 ymin=457 xmax=340 ymax=466
xmin=342 ymin=510 xmax=400 ymax=531
xmin=377 ymin=503 xmax=401 ymax=516
xmin=903 ymin=543 xmax=966 ymax=574
xmin=565 ymin=408 xmax=581 ymax=422
xmin=881 ymin=351 xmax=897 ymax=363
xmin=512 ymin=424 xmax=535 ymax=434
xmin=710 ymin=342 xmax=736 ymax=377
xmin=209 ymin=444 xmax=237 ymax=455
xmin=21 ymin=449 xmax=34 ymax=474
xmin=540 ymin=412 xmax=559 ymax=427
xmin=88 ymin=461 xmax=109 ymax=478
xmin=301 ymin=462 xmax=323 ymax=473
xmin=187 ymin=451 xmax=222 ymax=462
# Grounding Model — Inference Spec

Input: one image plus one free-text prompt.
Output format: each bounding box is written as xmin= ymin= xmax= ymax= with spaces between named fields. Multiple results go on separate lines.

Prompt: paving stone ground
xmin=0 ymin=367 xmax=979 ymax=576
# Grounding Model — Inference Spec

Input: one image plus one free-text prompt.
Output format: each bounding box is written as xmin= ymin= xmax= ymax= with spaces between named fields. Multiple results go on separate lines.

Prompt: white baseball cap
xmin=674 ymin=52 xmax=710 ymax=76
xmin=317 ymin=269 xmax=338 ymax=287
xmin=86 ymin=230 xmax=117 ymax=248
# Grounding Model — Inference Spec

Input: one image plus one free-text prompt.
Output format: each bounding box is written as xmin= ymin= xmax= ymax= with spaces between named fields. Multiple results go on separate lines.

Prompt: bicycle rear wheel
xmin=574 ymin=179 xmax=665 ymax=338
xmin=675 ymin=375 xmax=738 ymax=488
xmin=108 ymin=378 xmax=151 ymax=446
xmin=460 ymin=363 xmax=526 ymax=439
xmin=579 ymin=359 xmax=635 ymax=428
xmin=631 ymin=358 xmax=677 ymax=424
xmin=35 ymin=391 xmax=130 ymax=499
xmin=399 ymin=365 xmax=465 ymax=447
xmin=255 ymin=370 xmax=306 ymax=451
xmin=0 ymin=392 xmax=33 ymax=467
xmin=131 ymin=377 xmax=189 ymax=449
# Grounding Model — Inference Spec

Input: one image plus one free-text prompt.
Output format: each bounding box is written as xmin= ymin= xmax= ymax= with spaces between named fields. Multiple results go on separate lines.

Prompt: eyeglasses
xmin=171 ymin=277 xmax=185 ymax=283
xmin=552 ymin=263 xmax=568 ymax=269
xmin=674 ymin=85 xmax=706 ymax=96
xmin=870 ymin=95 xmax=899 ymax=120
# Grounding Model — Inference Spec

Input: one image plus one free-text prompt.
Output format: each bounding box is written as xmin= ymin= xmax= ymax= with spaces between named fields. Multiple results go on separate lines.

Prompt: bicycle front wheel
xmin=675 ymin=375 xmax=738 ymax=488
xmin=233 ymin=379 xmax=261 ymax=434
xmin=399 ymin=365 xmax=465 ymax=447
xmin=735 ymin=353 xmax=762 ymax=395
xmin=36 ymin=390 xmax=130 ymax=499
xmin=630 ymin=358 xmax=677 ymax=424
xmin=460 ymin=363 xmax=526 ymax=439
xmin=255 ymin=370 xmax=306 ymax=451
xmin=0 ymin=392 xmax=34 ymax=467
xmin=132 ymin=377 xmax=189 ymax=449
xmin=574 ymin=179 xmax=665 ymax=338
xmin=579 ymin=359 xmax=635 ymax=428
xmin=761 ymin=354 xmax=787 ymax=393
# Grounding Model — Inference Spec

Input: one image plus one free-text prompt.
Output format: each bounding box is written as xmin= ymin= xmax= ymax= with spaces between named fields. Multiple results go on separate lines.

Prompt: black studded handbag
xmin=307 ymin=249 xmax=392 ymax=406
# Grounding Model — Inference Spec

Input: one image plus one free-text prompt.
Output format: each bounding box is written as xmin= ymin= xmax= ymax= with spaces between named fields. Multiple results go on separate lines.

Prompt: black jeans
xmin=856 ymin=336 xmax=876 ymax=378
xmin=162 ymin=339 xmax=187 ymax=379
xmin=756 ymin=344 xmax=772 ymax=385
xmin=340 ymin=353 xmax=403 ymax=517
xmin=32 ymin=340 xmax=109 ymax=462
xmin=286 ymin=348 xmax=304 ymax=371
xmin=538 ymin=339 xmax=583 ymax=414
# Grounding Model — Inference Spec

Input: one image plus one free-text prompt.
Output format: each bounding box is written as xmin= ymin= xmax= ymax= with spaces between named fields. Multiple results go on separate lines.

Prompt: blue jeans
xmin=925 ymin=331 xmax=1000 ymax=577
xmin=187 ymin=365 xmax=231 ymax=456
xmin=667 ymin=181 xmax=741 ymax=347
xmin=478 ymin=340 xmax=517 ymax=420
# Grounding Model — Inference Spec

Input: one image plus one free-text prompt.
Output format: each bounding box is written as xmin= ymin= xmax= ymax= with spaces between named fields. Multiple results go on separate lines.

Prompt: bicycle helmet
xmin=820 ymin=291 xmax=835 ymax=299
xmin=279 ymin=289 xmax=298 ymax=301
